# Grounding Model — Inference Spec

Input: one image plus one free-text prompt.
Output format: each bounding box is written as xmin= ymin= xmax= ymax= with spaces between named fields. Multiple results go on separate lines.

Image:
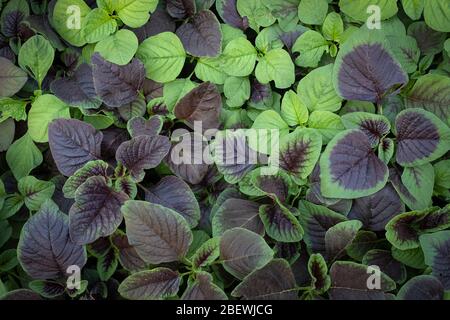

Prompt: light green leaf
xmin=255 ymin=48 xmax=295 ymax=89
xmin=6 ymin=133 xmax=43 ymax=181
xmin=401 ymin=0 xmax=424 ymax=20
xmin=339 ymin=0 xmax=398 ymax=22
xmin=322 ymin=12 xmax=344 ymax=42
xmin=297 ymin=64 xmax=342 ymax=112
xmin=222 ymin=37 xmax=257 ymax=77
xmin=0 ymin=98 xmax=27 ymax=123
xmin=82 ymin=8 xmax=117 ymax=43
xmin=52 ymin=0 xmax=91 ymax=47
xmin=18 ymin=35 xmax=54 ymax=88
xmin=280 ymin=90 xmax=308 ymax=126
xmin=195 ymin=56 xmax=227 ymax=85
xmin=401 ymin=163 xmax=435 ymax=210
xmin=237 ymin=0 xmax=276 ymax=31
xmin=163 ymin=79 xmax=196 ymax=112
xmin=224 ymin=77 xmax=250 ymax=108
xmin=95 ymin=29 xmax=138 ymax=65
xmin=137 ymin=32 xmax=186 ymax=83
xmin=18 ymin=176 xmax=55 ymax=211
xmin=0 ymin=119 xmax=15 ymax=153
xmin=298 ymin=0 xmax=328 ymax=25
xmin=113 ymin=0 xmax=158 ymax=28
xmin=307 ymin=111 xmax=345 ymax=144
xmin=28 ymin=94 xmax=71 ymax=143
xmin=423 ymin=0 xmax=450 ymax=32
xmin=292 ymin=30 xmax=328 ymax=68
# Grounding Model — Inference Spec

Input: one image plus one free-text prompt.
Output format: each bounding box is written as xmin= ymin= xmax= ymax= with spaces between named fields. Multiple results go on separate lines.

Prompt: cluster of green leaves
xmin=0 ymin=0 xmax=449 ymax=301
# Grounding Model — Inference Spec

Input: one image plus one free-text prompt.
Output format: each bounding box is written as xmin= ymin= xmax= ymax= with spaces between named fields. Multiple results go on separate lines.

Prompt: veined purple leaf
xmin=118 ymin=267 xmax=180 ymax=300
xmin=174 ymin=81 xmax=222 ymax=131
xmin=91 ymin=53 xmax=145 ymax=108
xmin=116 ymin=135 xmax=171 ymax=182
xmin=362 ymin=250 xmax=407 ymax=284
xmin=88 ymin=237 xmax=112 ymax=258
xmin=325 ymin=220 xmax=362 ymax=262
xmin=259 ymin=203 xmax=303 ymax=243
xmin=29 ymin=280 xmax=66 ymax=299
xmin=329 ymin=261 xmax=396 ymax=300
xmin=101 ymin=127 xmax=129 ymax=161
xmin=420 ymin=231 xmax=450 ymax=290
xmin=215 ymin=0 xmax=248 ymax=30
xmin=308 ymin=253 xmax=330 ymax=294
xmin=145 ymin=175 xmax=200 ymax=228
xmin=2 ymin=10 xmax=26 ymax=38
xmin=191 ymin=237 xmax=220 ymax=269
xmin=385 ymin=205 xmax=450 ymax=250
xmin=50 ymin=63 xmax=100 ymax=109
xmin=122 ymin=201 xmax=193 ymax=264
xmin=166 ymin=0 xmax=196 ymax=19
xmin=48 ymin=119 xmax=103 ymax=177
xmin=333 ymin=29 xmax=408 ymax=104
xmin=250 ymin=169 xmax=293 ymax=203
xmin=97 ymin=247 xmax=118 ymax=281
xmin=69 ymin=176 xmax=128 ymax=245
xmin=320 ymin=129 xmax=389 ymax=199
xmin=348 ymin=184 xmax=405 ymax=232
xmin=176 ymin=10 xmax=222 ymax=57
xmin=341 ymin=112 xmax=391 ymax=147
xmin=397 ymin=275 xmax=444 ymax=300
xmin=17 ymin=201 xmax=87 ymax=280
xmin=111 ymin=231 xmax=147 ymax=272
xmin=212 ymin=198 xmax=264 ymax=237
xmin=220 ymin=227 xmax=273 ymax=280
xmin=407 ymin=22 xmax=446 ymax=56
xmin=132 ymin=9 xmax=176 ymax=42
xmin=127 ymin=116 xmax=163 ymax=138
xmin=0 ymin=57 xmax=28 ymax=97
xmin=298 ymin=201 xmax=347 ymax=255
xmin=62 ymin=160 xmax=110 ymax=198
xmin=395 ymin=108 xmax=450 ymax=167
xmin=0 ymin=289 xmax=42 ymax=300
xmin=248 ymin=79 xmax=272 ymax=109
xmin=181 ymin=272 xmax=228 ymax=300
xmin=231 ymin=259 xmax=297 ymax=300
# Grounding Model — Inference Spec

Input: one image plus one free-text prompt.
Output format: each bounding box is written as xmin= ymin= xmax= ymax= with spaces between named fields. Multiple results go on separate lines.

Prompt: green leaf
xmin=224 ymin=76 xmax=250 ymax=108
xmin=298 ymin=0 xmax=328 ymax=25
xmin=6 ymin=133 xmax=43 ymax=181
xmin=0 ymin=194 xmax=24 ymax=220
xmin=113 ymin=0 xmax=158 ymax=28
xmin=195 ymin=56 xmax=227 ymax=85
xmin=0 ymin=58 xmax=28 ymax=98
xmin=423 ymin=0 xmax=450 ymax=32
xmin=420 ymin=230 xmax=450 ymax=289
xmin=137 ymin=32 xmax=186 ymax=83
xmin=52 ymin=0 xmax=90 ymax=47
xmin=401 ymin=0 xmax=424 ymax=20
xmin=237 ymin=0 xmax=276 ymax=31
xmin=388 ymin=35 xmax=420 ymax=74
xmin=18 ymin=176 xmax=55 ymax=211
xmin=191 ymin=237 xmax=220 ymax=269
xmin=0 ymin=98 xmax=27 ymax=123
xmin=322 ymin=12 xmax=344 ymax=42
xmin=18 ymin=35 xmax=54 ymax=88
xmin=391 ymin=246 xmax=426 ymax=269
xmin=0 ymin=249 xmax=18 ymax=272
xmin=307 ymin=111 xmax=345 ymax=144
xmin=82 ymin=8 xmax=117 ymax=43
xmin=259 ymin=203 xmax=304 ymax=243
xmin=297 ymin=64 xmax=342 ymax=112
xmin=401 ymin=164 xmax=435 ymax=210
xmin=28 ymin=94 xmax=71 ymax=143
xmin=222 ymin=37 xmax=257 ymax=77
xmin=251 ymin=110 xmax=289 ymax=140
xmin=94 ymin=29 xmax=138 ymax=65
xmin=308 ymin=253 xmax=331 ymax=294
xmin=292 ymin=30 xmax=328 ymax=68
xmin=339 ymin=0 xmax=398 ymax=22
xmin=280 ymin=90 xmax=308 ymax=126
xmin=163 ymin=79 xmax=196 ymax=112
xmin=378 ymin=138 xmax=395 ymax=164
xmin=255 ymin=48 xmax=295 ymax=89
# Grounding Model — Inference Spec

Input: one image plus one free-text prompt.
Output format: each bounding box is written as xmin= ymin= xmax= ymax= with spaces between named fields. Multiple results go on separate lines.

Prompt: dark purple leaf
xmin=127 ymin=115 xmax=163 ymax=138
xmin=397 ymin=275 xmax=444 ymax=300
xmin=48 ymin=119 xmax=103 ymax=176
xmin=176 ymin=10 xmax=222 ymax=57
xmin=116 ymin=135 xmax=170 ymax=182
xmin=132 ymin=9 xmax=176 ymax=42
xmin=362 ymin=250 xmax=407 ymax=284
xmin=407 ymin=22 xmax=446 ymax=56
xmin=166 ymin=0 xmax=196 ymax=19
xmin=91 ymin=53 xmax=145 ymax=108
xmin=145 ymin=175 xmax=200 ymax=228
xmin=111 ymin=232 xmax=147 ymax=272
xmin=17 ymin=201 xmax=87 ymax=280
xmin=325 ymin=220 xmax=362 ymax=262
xmin=216 ymin=0 xmax=248 ymax=30
xmin=348 ymin=184 xmax=405 ymax=231
xmin=181 ymin=272 xmax=228 ymax=300
xmin=69 ymin=176 xmax=128 ymax=245
xmin=29 ymin=280 xmax=66 ymax=298
xmin=0 ymin=289 xmax=42 ymax=300
xmin=2 ymin=10 xmax=25 ymax=38
xmin=101 ymin=127 xmax=129 ymax=161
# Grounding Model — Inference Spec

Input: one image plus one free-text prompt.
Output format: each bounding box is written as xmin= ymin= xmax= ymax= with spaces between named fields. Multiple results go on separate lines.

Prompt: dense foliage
xmin=0 ymin=0 xmax=449 ymax=300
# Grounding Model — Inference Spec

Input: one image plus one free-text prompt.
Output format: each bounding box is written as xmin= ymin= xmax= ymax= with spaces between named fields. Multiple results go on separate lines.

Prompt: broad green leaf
xmin=401 ymin=164 xmax=434 ymax=210
xmin=6 ymin=133 xmax=43 ymax=181
xmin=163 ymin=79 xmax=196 ymax=112
xmin=52 ymin=0 xmax=90 ymax=47
xmin=137 ymin=32 xmax=186 ymax=83
xmin=280 ymin=90 xmax=308 ymax=126
xmin=18 ymin=35 xmax=54 ymax=88
xmin=18 ymin=176 xmax=55 ymax=211
xmin=420 ymin=231 xmax=450 ymax=289
xmin=339 ymin=0 xmax=398 ymax=22
xmin=113 ymin=0 xmax=158 ymax=28
xmin=0 ymin=98 xmax=27 ymax=123
xmin=255 ymin=48 xmax=295 ymax=89
xmin=0 ymin=58 xmax=28 ymax=98
xmin=423 ymin=0 xmax=450 ymax=32
xmin=0 ymin=194 xmax=24 ymax=220
xmin=297 ymin=64 xmax=342 ymax=112
xmin=236 ymin=0 xmax=276 ymax=31
xmin=28 ymin=94 xmax=71 ymax=143
xmin=95 ymin=29 xmax=138 ymax=65
xmin=222 ymin=37 xmax=257 ymax=77
xmin=401 ymin=0 xmax=424 ymax=20
xmin=292 ymin=30 xmax=328 ymax=68
xmin=387 ymin=35 xmax=420 ymax=74
xmin=307 ymin=111 xmax=345 ymax=144
xmin=322 ymin=12 xmax=344 ymax=42
xmin=195 ymin=56 xmax=227 ymax=85
xmin=82 ymin=8 xmax=117 ymax=43
xmin=224 ymin=76 xmax=250 ymax=107
xmin=298 ymin=0 xmax=328 ymax=25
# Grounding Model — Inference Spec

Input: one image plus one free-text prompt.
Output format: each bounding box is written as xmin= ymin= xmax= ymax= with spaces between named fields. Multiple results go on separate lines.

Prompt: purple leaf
xmin=166 ymin=0 xmax=196 ymax=19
